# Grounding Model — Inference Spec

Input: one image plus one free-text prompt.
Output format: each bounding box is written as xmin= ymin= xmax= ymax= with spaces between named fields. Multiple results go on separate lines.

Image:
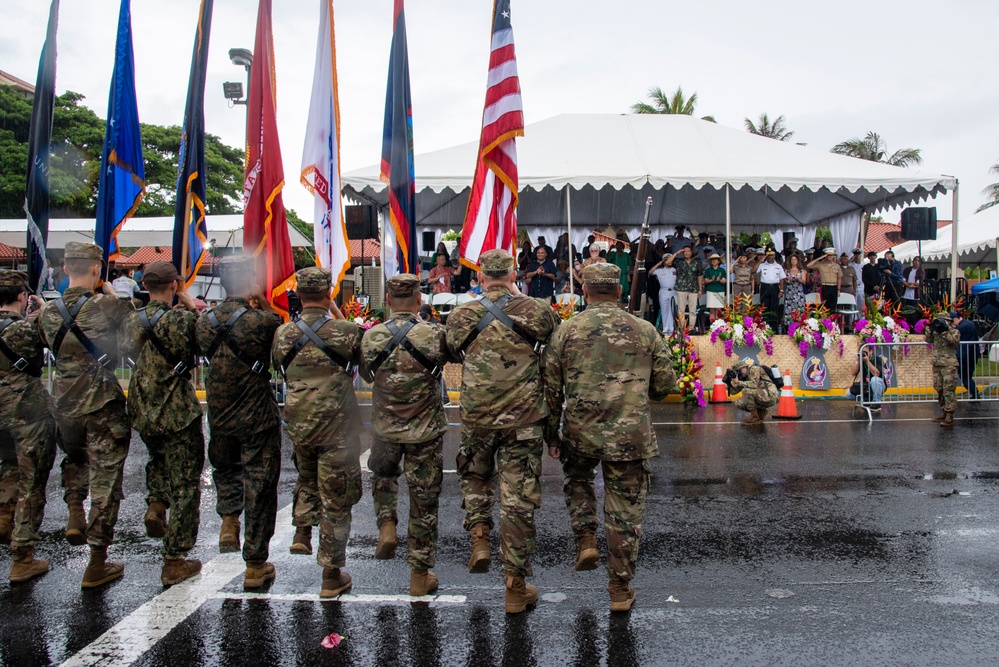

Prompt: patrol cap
xmin=295 ymin=266 xmax=332 ymax=294
xmin=935 ymin=313 xmax=952 ymax=322
xmin=582 ymin=262 xmax=620 ymax=285
xmin=732 ymin=357 xmax=755 ymax=371
xmin=64 ymin=242 xmax=102 ymax=261
xmin=141 ymin=260 xmax=180 ymax=286
xmin=386 ymin=273 xmax=421 ymax=298
xmin=479 ymin=249 xmax=515 ymax=277
xmin=218 ymin=254 xmax=256 ymax=274
xmin=0 ymin=270 xmax=29 ymax=288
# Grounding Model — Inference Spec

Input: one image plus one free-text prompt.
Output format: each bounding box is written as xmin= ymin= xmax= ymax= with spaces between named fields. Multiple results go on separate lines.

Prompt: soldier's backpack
xmin=278 ymin=315 xmax=356 ymax=378
xmin=455 ymin=293 xmax=548 ymax=360
xmin=0 ymin=318 xmax=42 ymax=377
xmin=203 ymin=307 xmax=269 ymax=377
xmin=362 ymin=318 xmax=442 ymax=383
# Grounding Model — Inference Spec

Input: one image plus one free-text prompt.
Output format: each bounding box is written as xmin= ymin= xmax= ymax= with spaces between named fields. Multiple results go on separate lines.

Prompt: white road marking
xmin=651 ymin=416 xmax=999 ymax=426
xmin=213 ymin=592 xmax=467 ymax=605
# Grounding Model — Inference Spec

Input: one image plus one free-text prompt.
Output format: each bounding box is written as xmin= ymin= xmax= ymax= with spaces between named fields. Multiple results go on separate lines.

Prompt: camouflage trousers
xmin=932 ymin=364 xmax=959 ymax=412
xmin=139 ymin=418 xmax=205 ymax=559
xmin=369 ymin=435 xmax=444 ymax=571
xmin=0 ymin=418 xmax=57 ymax=547
xmin=208 ymin=426 xmax=281 ymax=563
xmin=457 ymin=421 xmax=544 ymax=577
xmin=57 ymin=401 xmax=131 ymax=547
xmin=734 ymin=386 xmax=778 ymax=413
xmin=562 ymin=452 xmax=650 ymax=582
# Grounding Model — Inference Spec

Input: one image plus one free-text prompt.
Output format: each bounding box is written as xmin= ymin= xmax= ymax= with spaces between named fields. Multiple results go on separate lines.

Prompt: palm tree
xmin=830 ymin=132 xmax=922 ymax=167
xmin=630 ymin=86 xmax=716 ymax=122
xmin=977 ymin=161 xmax=999 ymax=212
xmin=744 ymin=113 xmax=795 ymax=141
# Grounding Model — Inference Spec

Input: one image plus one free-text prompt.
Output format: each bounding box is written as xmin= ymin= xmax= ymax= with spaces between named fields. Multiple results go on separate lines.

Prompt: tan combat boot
xmin=9 ymin=546 xmax=49 ymax=583
xmin=375 ymin=521 xmax=398 ymax=560
xmin=410 ymin=569 xmax=439 ymax=596
xmin=931 ymin=398 xmax=945 ymax=422
xmin=940 ymin=410 xmax=955 ymax=427
xmin=243 ymin=561 xmax=275 ymax=589
xmin=219 ymin=514 xmax=241 ymax=553
xmin=143 ymin=502 xmax=168 ymax=539
xmin=0 ymin=501 xmax=15 ymax=546
xmin=161 ymin=558 xmax=202 ymax=586
xmin=608 ymin=577 xmax=637 ymax=612
xmin=320 ymin=567 xmax=352 ymax=598
xmin=505 ymin=574 xmax=538 ymax=614
xmin=81 ymin=546 xmax=124 ymax=588
xmin=757 ymin=408 xmax=769 ymax=423
xmin=289 ymin=526 xmax=313 ymax=555
xmin=741 ymin=410 xmax=762 ymax=426
xmin=573 ymin=530 xmax=599 ymax=571
xmin=65 ymin=499 xmax=87 ymax=546
xmin=467 ymin=523 xmax=491 ymax=573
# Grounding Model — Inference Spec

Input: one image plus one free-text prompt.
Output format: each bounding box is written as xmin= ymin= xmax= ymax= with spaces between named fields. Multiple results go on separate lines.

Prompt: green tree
xmin=977 ymin=161 xmax=999 ymax=212
xmin=744 ymin=113 xmax=795 ymax=141
xmin=830 ymin=131 xmax=922 ymax=167
xmin=630 ymin=85 xmax=716 ymax=122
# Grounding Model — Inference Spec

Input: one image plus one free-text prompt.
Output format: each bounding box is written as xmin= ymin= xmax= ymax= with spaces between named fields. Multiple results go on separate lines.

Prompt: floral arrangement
xmin=855 ymin=298 xmax=910 ymax=346
xmin=915 ymin=295 xmax=969 ymax=334
xmin=441 ymin=229 xmax=461 ymax=242
xmin=708 ymin=298 xmax=774 ymax=356
xmin=551 ymin=300 xmax=577 ymax=321
xmin=341 ymin=297 xmax=382 ymax=330
xmin=786 ymin=303 xmax=844 ymax=357
xmin=668 ymin=325 xmax=705 ymax=406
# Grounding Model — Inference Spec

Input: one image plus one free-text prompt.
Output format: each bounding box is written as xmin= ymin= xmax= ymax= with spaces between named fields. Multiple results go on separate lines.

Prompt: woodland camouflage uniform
xmin=925 ymin=317 xmax=961 ymax=414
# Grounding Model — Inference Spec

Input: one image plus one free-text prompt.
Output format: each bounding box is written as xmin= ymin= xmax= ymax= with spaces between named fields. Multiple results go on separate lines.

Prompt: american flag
xmin=459 ymin=0 xmax=523 ymax=269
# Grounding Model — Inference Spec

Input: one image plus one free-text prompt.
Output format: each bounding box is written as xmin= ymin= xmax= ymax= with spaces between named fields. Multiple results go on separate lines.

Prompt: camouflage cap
xmin=141 ymin=260 xmax=180 ymax=285
xmin=732 ymin=357 xmax=755 ymax=371
xmin=386 ymin=273 xmax=421 ymax=298
xmin=479 ymin=248 xmax=515 ymax=277
xmin=295 ymin=266 xmax=332 ymax=293
xmin=0 ymin=270 xmax=29 ymax=287
xmin=64 ymin=242 xmax=102 ymax=261
xmin=218 ymin=254 xmax=256 ymax=274
xmin=582 ymin=262 xmax=620 ymax=285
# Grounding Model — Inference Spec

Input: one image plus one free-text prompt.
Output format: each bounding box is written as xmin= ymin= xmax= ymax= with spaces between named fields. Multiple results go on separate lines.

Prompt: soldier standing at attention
xmin=37 ymin=242 xmax=134 ymax=588
xmin=272 ymin=267 xmax=362 ymax=598
xmin=121 ymin=261 xmax=204 ymax=586
xmin=544 ymin=263 xmax=675 ymax=612
xmin=924 ymin=314 xmax=961 ymax=427
xmin=0 ymin=271 xmax=56 ymax=583
xmin=196 ymin=255 xmax=283 ymax=589
xmin=361 ymin=274 xmax=448 ymax=596
xmin=727 ymin=359 xmax=779 ymax=426
xmin=445 ymin=248 xmax=560 ymax=614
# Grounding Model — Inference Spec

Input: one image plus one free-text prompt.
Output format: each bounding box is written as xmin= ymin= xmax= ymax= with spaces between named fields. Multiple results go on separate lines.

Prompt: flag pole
xmin=180 ymin=191 xmax=193 ymax=280
xmin=566 ymin=185 xmax=574 ymax=297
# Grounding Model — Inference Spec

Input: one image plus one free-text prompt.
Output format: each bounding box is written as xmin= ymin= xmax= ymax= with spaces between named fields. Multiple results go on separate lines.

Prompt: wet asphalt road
xmin=2 ymin=400 xmax=999 ymax=666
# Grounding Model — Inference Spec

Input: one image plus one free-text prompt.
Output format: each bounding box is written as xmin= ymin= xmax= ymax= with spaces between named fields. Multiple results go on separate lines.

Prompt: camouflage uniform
xmin=446 ymin=254 xmax=560 ymax=577
xmin=362 ymin=274 xmax=448 ymax=572
xmin=730 ymin=363 xmax=780 ymax=413
xmin=37 ymin=253 xmax=134 ymax=548
xmin=0 ymin=272 xmax=56 ymax=548
xmin=925 ymin=319 xmax=960 ymax=412
xmin=196 ymin=260 xmax=283 ymax=564
xmin=544 ymin=263 xmax=676 ymax=583
xmin=122 ymin=291 xmax=204 ymax=561
xmin=272 ymin=267 xmax=363 ymax=570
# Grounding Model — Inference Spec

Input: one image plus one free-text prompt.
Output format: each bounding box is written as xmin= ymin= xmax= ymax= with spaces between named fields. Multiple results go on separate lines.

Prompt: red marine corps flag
xmin=243 ymin=0 xmax=295 ymax=318
xmin=459 ymin=0 xmax=524 ymax=269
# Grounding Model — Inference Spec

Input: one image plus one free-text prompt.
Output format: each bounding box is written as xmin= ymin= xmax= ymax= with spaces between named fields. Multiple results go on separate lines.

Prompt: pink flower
xmin=865 ymin=336 xmax=876 ymax=344
xmin=899 ymin=320 xmax=911 ymax=332
xmin=884 ymin=330 xmax=893 ymax=343
xmin=764 ymin=339 xmax=774 ymax=355
xmin=914 ymin=320 xmax=926 ymax=334
xmin=788 ymin=322 xmax=799 ymax=337
xmin=813 ymin=331 xmax=822 ymax=347
xmin=745 ymin=331 xmax=755 ymax=347
xmin=694 ymin=379 xmax=706 ymax=407
xmin=822 ymin=318 xmax=834 ymax=331
xmin=321 ymin=633 xmax=346 ymax=649
xmin=724 ymin=339 xmax=734 ymax=357
xmin=744 ymin=316 xmax=753 ymax=328
xmin=855 ymin=319 xmax=868 ymax=332
xmin=838 ymin=339 xmax=845 ymax=356
xmin=709 ymin=330 xmax=719 ymax=343
xmin=799 ymin=340 xmax=809 ymax=357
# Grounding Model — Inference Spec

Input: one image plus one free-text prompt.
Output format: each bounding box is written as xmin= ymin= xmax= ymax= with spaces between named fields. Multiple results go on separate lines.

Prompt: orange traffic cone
xmin=773 ymin=369 xmax=802 ymax=420
xmin=709 ymin=362 xmax=730 ymax=403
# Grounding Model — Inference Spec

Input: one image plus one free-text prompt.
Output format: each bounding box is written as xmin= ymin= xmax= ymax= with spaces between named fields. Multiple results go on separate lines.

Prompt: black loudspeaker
xmin=901 ymin=207 xmax=937 ymax=241
xmin=783 ymin=232 xmax=798 ymax=247
xmin=422 ymin=231 xmax=436 ymax=253
xmin=923 ymin=267 xmax=938 ymax=281
xmin=344 ymin=205 xmax=378 ymax=239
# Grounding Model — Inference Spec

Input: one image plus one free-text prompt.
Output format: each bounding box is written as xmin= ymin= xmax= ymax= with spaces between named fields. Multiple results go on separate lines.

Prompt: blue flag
xmin=95 ymin=0 xmax=145 ymax=269
xmin=172 ymin=0 xmax=213 ymax=286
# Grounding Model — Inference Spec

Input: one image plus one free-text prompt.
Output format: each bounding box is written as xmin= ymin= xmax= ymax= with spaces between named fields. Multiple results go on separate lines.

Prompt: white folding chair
xmin=431 ymin=293 xmax=457 ymax=319
xmin=805 ymin=293 xmax=821 ymax=305
xmin=421 ymin=293 xmax=431 ymax=304
xmin=455 ymin=293 xmax=475 ymax=306
xmin=837 ymin=293 xmax=861 ymax=327
xmin=751 ymin=294 xmax=761 ymax=306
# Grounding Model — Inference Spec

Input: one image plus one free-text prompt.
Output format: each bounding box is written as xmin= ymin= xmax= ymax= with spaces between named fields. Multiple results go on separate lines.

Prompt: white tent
xmin=893 ymin=205 xmax=999 ymax=270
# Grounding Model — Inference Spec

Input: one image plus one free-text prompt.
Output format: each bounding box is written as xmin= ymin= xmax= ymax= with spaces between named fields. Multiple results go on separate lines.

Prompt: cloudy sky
xmin=3 ymin=0 xmax=997 ymax=225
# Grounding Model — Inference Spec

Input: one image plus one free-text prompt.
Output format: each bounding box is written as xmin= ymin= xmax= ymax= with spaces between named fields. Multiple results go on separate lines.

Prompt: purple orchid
xmin=724 ymin=339 xmax=734 ymax=357
xmin=788 ymin=322 xmax=799 ymax=337
xmin=855 ymin=319 xmax=868 ymax=332
xmin=799 ymin=340 xmax=810 ymax=357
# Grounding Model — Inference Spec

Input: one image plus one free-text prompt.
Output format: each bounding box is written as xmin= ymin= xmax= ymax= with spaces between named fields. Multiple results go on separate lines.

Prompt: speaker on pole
xmin=901 ymin=207 xmax=937 ymax=241
xmin=422 ymin=231 xmax=436 ymax=253
xmin=345 ymin=205 xmax=379 ymax=239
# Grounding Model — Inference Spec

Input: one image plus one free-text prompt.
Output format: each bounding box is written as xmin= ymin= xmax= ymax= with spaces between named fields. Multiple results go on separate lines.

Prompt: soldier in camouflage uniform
xmin=272 ymin=267 xmax=362 ymax=598
xmin=0 ymin=271 xmax=56 ymax=583
xmin=361 ymin=274 xmax=447 ymax=597
xmin=196 ymin=255 xmax=283 ymax=589
xmin=544 ymin=262 xmax=676 ymax=612
xmin=728 ymin=358 xmax=779 ymax=426
xmin=121 ymin=261 xmax=204 ymax=586
xmin=924 ymin=314 xmax=961 ymax=427
xmin=445 ymin=248 xmax=560 ymax=614
xmin=36 ymin=242 xmax=134 ymax=588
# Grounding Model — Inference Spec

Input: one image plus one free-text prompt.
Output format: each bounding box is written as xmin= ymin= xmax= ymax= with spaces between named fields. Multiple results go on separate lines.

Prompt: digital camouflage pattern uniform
xmin=730 ymin=361 xmax=780 ymax=413
xmin=361 ymin=274 xmax=448 ymax=572
xmin=924 ymin=318 xmax=960 ymax=412
xmin=196 ymin=256 xmax=283 ymax=564
xmin=122 ymin=282 xmax=204 ymax=561
xmin=37 ymin=245 xmax=134 ymax=548
xmin=544 ymin=263 xmax=676 ymax=584
xmin=272 ymin=267 xmax=363 ymax=571
xmin=0 ymin=271 xmax=56 ymax=548
xmin=445 ymin=251 xmax=560 ymax=577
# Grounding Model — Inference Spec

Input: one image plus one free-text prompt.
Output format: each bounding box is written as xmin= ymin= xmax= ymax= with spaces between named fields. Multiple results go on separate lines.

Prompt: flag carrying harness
xmin=363 ymin=319 xmax=442 ymax=382
xmin=51 ymin=295 xmax=113 ymax=369
xmin=0 ymin=318 xmax=42 ymax=377
xmin=456 ymin=294 xmax=546 ymax=360
xmin=279 ymin=316 xmax=355 ymax=377
xmin=137 ymin=308 xmax=193 ymax=379
xmin=204 ymin=308 xmax=269 ymax=377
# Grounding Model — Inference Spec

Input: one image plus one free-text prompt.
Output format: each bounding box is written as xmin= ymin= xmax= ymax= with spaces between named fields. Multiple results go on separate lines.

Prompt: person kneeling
xmin=726 ymin=359 xmax=778 ymax=426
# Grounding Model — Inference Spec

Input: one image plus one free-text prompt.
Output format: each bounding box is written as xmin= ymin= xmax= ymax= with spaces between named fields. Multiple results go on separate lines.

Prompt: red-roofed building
xmin=865 ymin=219 xmax=951 ymax=254
xmin=0 ymin=242 xmax=25 ymax=266
xmin=349 ymin=239 xmax=381 ymax=266
xmin=0 ymin=70 xmax=34 ymax=98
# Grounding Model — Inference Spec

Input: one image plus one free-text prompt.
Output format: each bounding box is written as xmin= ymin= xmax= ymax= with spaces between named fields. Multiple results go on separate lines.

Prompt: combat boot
xmin=0 ymin=501 xmax=15 ymax=546
xmin=81 ymin=546 xmax=124 ymax=589
xmin=219 ymin=514 xmax=241 ymax=553
xmin=410 ymin=569 xmax=438 ymax=596
xmin=468 ymin=523 xmax=491 ymax=573
xmin=608 ymin=577 xmax=637 ymax=612
xmin=289 ymin=526 xmax=313 ymax=555
xmin=940 ymin=410 xmax=955 ymax=427
xmin=931 ymin=412 xmax=946 ymax=422
xmin=505 ymin=574 xmax=538 ymax=614
xmin=243 ymin=561 xmax=275 ymax=589
xmin=143 ymin=502 xmax=168 ymax=539
xmin=741 ymin=410 xmax=762 ymax=426
xmin=161 ymin=558 xmax=202 ymax=586
xmin=757 ymin=408 xmax=769 ymax=422
xmin=65 ymin=499 xmax=87 ymax=546
xmin=9 ymin=546 xmax=49 ymax=583
xmin=375 ymin=521 xmax=398 ymax=560
xmin=573 ymin=530 xmax=599 ymax=571
xmin=320 ymin=568 xmax=352 ymax=598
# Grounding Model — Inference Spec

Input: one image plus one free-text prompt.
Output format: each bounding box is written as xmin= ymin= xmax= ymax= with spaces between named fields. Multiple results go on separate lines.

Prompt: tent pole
xmin=950 ymin=181 xmax=959 ymax=303
xmin=566 ymin=186 xmax=574 ymax=298
xmin=725 ymin=184 xmax=732 ymax=305
xmin=858 ymin=208 xmax=866 ymax=253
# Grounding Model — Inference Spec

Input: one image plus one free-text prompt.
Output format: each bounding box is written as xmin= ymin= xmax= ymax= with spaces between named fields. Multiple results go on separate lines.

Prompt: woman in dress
xmin=783 ymin=253 xmax=809 ymax=328
xmin=703 ymin=254 xmax=727 ymax=320
xmin=429 ymin=253 xmax=454 ymax=294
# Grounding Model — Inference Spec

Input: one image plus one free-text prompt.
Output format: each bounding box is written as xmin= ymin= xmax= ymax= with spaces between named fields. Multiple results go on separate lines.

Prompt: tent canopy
xmin=343 ymin=113 xmax=956 ymax=232
xmin=893 ymin=204 xmax=999 ymax=266
xmin=971 ymin=276 xmax=999 ymax=295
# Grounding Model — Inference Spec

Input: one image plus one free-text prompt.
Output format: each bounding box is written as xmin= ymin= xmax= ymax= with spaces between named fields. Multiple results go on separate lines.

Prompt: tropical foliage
xmin=786 ymin=303 xmax=844 ymax=357
xmin=856 ymin=298 xmax=910 ymax=344
xmin=978 ymin=161 xmax=999 ymax=212
xmin=709 ymin=296 xmax=775 ymax=356
xmin=831 ymin=131 xmax=922 ymax=167
xmin=744 ymin=113 xmax=795 ymax=141
xmin=668 ymin=325 xmax=705 ymax=405
xmin=630 ymin=86 xmax=716 ymax=122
